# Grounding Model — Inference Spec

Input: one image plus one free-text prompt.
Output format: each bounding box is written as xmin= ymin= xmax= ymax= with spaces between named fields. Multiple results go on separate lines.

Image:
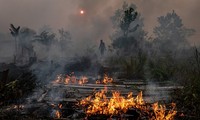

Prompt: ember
xmin=53 ymin=73 xmax=88 ymax=85
xmin=52 ymin=103 xmax=63 ymax=118
xmin=102 ymin=74 xmax=113 ymax=84
xmin=55 ymin=110 xmax=61 ymax=118
xmin=96 ymin=74 xmax=113 ymax=84
xmin=78 ymin=76 xmax=88 ymax=85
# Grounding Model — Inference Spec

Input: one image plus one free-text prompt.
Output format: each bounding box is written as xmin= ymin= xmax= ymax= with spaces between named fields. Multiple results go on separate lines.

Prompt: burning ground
xmin=0 ymin=72 xmax=182 ymax=120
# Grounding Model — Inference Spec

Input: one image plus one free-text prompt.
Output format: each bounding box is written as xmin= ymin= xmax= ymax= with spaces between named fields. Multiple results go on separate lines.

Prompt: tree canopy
xmin=154 ymin=10 xmax=195 ymax=53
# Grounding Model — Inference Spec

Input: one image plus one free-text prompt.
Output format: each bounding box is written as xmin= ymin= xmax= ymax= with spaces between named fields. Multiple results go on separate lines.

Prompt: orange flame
xmin=102 ymin=74 xmax=113 ymax=84
xmin=79 ymin=87 xmax=177 ymax=119
xmin=96 ymin=74 xmax=113 ymax=84
xmin=54 ymin=73 xmax=88 ymax=85
xmin=55 ymin=110 xmax=61 ymax=118
xmin=55 ymin=74 xmax=63 ymax=83
xmin=78 ymin=76 xmax=88 ymax=85
xmin=80 ymin=87 xmax=144 ymax=116
xmin=54 ymin=104 xmax=62 ymax=118
xmin=151 ymin=102 xmax=177 ymax=120
xmin=65 ymin=75 xmax=70 ymax=84
xmin=58 ymin=103 xmax=62 ymax=109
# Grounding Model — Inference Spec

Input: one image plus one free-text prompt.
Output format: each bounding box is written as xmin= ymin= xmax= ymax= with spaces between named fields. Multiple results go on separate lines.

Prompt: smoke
xmin=130 ymin=0 xmax=200 ymax=44
xmin=0 ymin=0 xmax=199 ymax=44
xmin=145 ymin=81 xmax=171 ymax=103
xmin=1 ymin=2 xmax=196 ymax=117
xmin=0 ymin=33 xmax=15 ymax=63
xmin=0 ymin=0 xmax=198 ymax=85
xmin=0 ymin=0 xmax=199 ymax=63
xmin=0 ymin=1 xmax=198 ymax=81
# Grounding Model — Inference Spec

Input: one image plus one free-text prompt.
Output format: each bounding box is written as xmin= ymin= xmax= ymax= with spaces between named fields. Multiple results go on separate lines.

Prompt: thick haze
xmin=0 ymin=0 xmax=199 ymax=45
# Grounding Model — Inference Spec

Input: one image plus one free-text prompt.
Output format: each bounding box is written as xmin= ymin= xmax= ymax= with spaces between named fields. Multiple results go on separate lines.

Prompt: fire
xmin=96 ymin=74 xmax=113 ymax=84
xmin=53 ymin=74 xmax=177 ymax=119
xmin=53 ymin=73 xmax=88 ymax=85
xmin=55 ymin=110 xmax=61 ymax=118
xmin=54 ymin=73 xmax=113 ymax=85
xmin=95 ymin=80 xmax=101 ymax=84
xmin=79 ymin=87 xmax=177 ymax=119
xmin=53 ymin=103 xmax=62 ymax=119
xmin=65 ymin=75 xmax=70 ymax=84
xmin=58 ymin=103 xmax=62 ymax=109
xmin=102 ymin=74 xmax=113 ymax=84
xmin=78 ymin=76 xmax=88 ymax=85
xmin=151 ymin=102 xmax=177 ymax=120
xmin=55 ymin=74 xmax=62 ymax=83
xmin=80 ymin=87 xmax=144 ymax=116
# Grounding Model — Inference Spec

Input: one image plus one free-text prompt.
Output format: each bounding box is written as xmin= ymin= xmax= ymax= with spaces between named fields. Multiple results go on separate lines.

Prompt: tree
xmin=34 ymin=31 xmax=55 ymax=46
xmin=108 ymin=2 xmax=148 ymax=79
xmin=111 ymin=2 xmax=138 ymax=37
xmin=20 ymin=27 xmax=36 ymax=38
xmin=19 ymin=27 xmax=36 ymax=59
xmin=111 ymin=2 xmax=146 ymax=55
xmin=9 ymin=24 xmax=20 ymax=62
xmin=120 ymin=7 xmax=138 ymax=37
xmin=153 ymin=10 xmax=195 ymax=53
xmin=58 ymin=28 xmax=71 ymax=51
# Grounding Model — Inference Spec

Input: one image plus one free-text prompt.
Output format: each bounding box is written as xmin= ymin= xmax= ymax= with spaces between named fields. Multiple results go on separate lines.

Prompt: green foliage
xmin=120 ymin=53 xmax=146 ymax=79
xmin=170 ymin=47 xmax=200 ymax=118
xmin=106 ymin=50 xmax=147 ymax=79
xmin=112 ymin=36 xmax=140 ymax=54
xmin=109 ymin=8 xmax=199 ymax=119
xmin=0 ymin=71 xmax=36 ymax=104
xmin=148 ymin=55 xmax=175 ymax=81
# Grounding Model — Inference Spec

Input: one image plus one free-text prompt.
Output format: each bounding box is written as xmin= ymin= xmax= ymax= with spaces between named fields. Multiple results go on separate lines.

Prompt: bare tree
xmin=9 ymin=24 xmax=20 ymax=62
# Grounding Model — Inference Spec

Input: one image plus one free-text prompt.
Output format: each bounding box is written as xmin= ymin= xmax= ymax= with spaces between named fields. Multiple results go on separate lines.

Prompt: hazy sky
xmin=0 ymin=0 xmax=199 ymax=44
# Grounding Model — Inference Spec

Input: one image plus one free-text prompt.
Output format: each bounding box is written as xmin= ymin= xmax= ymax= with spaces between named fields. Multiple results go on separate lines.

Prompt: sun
xmin=80 ymin=10 xmax=85 ymax=15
